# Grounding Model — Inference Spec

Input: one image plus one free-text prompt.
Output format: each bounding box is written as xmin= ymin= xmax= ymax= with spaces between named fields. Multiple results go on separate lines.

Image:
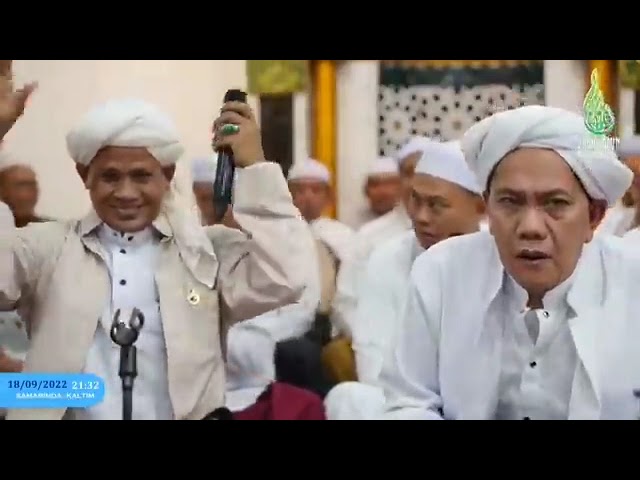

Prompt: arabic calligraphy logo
xmin=583 ymin=68 xmax=616 ymax=136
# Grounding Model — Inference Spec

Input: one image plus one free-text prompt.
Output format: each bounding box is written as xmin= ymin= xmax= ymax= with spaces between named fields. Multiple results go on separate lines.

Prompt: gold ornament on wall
xmin=619 ymin=60 xmax=640 ymax=90
xmin=247 ymin=60 xmax=309 ymax=95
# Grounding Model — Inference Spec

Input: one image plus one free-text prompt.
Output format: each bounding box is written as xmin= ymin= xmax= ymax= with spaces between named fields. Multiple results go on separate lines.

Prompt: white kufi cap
xmin=395 ymin=136 xmax=439 ymax=165
xmin=191 ymin=156 xmax=217 ymax=184
xmin=415 ymin=140 xmax=482 ymax=194
xmin=287 ymin=158 xmax=331 ymax=184
xmin=367 ymin=156 xmax=399 ymax=177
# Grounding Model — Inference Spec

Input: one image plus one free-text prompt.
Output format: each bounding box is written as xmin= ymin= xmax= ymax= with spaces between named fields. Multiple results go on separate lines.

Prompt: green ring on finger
xmin=221 ymin=123 xmax=240 ymax=136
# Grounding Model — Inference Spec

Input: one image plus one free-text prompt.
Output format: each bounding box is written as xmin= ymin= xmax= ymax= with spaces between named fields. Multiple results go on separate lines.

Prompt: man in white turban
xmin=0 ymin=61 xmax=307 ymax=420
xmin=354 ymin=156 xmax=401 ymax=227
xmin=380 ymin=105 xmax=640 ymax=420
xmin=332 ymin=136 xmax=446 ymax=340
xmin=324 ymin=141 xmax=485 ymax=419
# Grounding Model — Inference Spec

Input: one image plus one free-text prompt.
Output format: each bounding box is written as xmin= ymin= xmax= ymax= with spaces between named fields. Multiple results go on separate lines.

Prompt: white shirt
xmin=310 ymin=217 xmax=355 ymax=263
xmin=332 ymin=205 xmax=411 ymax=337
xmin=75 ymin=225 xmax=173 ymax=420
xmin=353 ymin=230 xmax=423 ymax=384
xmin=495 ymin=275 xmax=578 ymax=420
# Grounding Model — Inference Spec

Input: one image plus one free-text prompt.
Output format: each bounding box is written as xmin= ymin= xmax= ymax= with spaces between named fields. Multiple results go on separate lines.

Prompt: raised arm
xmin=0 ymin=60 xmax=42 ymax=312
xmin=205 ymin=100 xmax=306 ymax=326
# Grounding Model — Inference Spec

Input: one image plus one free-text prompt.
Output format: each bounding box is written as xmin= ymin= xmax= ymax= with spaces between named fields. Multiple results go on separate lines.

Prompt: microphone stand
xmin=110 ymin=308 xmax=145 ymax=421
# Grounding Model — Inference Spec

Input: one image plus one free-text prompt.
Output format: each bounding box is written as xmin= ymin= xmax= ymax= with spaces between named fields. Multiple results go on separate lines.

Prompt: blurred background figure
xmin=354 ymin=156 xmax=401 ymax=228
xmin=0 ymin=150 xmax=48 ymax=227
xmin=596 ymin=136 xmax=640 ymax=237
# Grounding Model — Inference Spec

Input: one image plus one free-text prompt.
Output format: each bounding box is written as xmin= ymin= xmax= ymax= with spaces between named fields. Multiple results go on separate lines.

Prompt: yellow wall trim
xmin=311 ymin=60 xmax=338 ymax=219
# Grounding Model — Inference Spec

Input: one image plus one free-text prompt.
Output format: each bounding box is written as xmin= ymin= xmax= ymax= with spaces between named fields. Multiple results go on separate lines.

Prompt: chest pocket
xmin=315 ymin=239 xmax=338 ymax=316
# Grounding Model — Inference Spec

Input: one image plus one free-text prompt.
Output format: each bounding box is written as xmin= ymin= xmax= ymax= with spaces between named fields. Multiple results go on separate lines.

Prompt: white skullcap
xmin=395 ymin=136 xmax=438 ymax=164
xmin=617 ymin=135 xmax=640 ymax=159
xmin=415 ymin=140 xmax=482 ymax=195
xmin=287 ymin=157 xmax=331 ymax=184
xmin=66 ymin=98 xmax=185 ymax=167
xmin=191 ymin=156 xmax=217 ymax=184
xmin=367 ymin=156 xmax=399 ymax=177
xmin=461 ymin=105 xmax=633 ymax=206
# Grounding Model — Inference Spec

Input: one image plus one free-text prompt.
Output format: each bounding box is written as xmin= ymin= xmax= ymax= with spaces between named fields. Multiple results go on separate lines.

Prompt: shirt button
xmin=119 ymin=279 xmax=127 ymax=286
xmin=120 ymin=249 xmax=126 ymax=254
xmin=529 ymin=361 xmax=537 ymax=368
xmin=523 ymin=416 xmax=531 ymax=420
xmin=127 ymin=236 xmax=134 ymax=242
xmin=543 ymin=311 xmax=549 ymax=318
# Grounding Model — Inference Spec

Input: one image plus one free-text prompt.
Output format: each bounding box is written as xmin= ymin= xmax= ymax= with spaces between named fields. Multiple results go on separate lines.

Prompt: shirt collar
xmin=78 ymin=209 xmax=173 ymax=242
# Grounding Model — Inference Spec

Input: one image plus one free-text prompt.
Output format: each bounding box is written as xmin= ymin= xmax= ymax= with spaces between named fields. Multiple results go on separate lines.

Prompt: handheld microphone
xmin=213 ymin=89 xmax=248 ymax=222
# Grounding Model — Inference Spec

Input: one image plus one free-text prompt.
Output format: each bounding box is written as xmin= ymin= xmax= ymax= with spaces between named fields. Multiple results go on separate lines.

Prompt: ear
xmin=587 ymin=199 xmax=607 ymax=238
xmin=162 ymin=165 xmax=176 ymax=182
xmin=75 ymin=164 xmax=90 ymax=188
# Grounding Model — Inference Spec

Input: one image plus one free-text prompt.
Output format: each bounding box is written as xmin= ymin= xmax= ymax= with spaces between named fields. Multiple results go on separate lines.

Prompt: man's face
xmin=79 ymin=147 xmax=173 ymax=233
xmin=398 ymin=152 xmax=421 ymax=208
xmin=365 ymin=174 xmax=401 ymax=215
xmin=486 ymin=148 xmax=605 ymax=300
xmin=193 ymin=182 xmax=216 ymax=226
xmin=408 ymin=173 xmax=483 ymax=249
xmin=289 ymin=179 xmax=331 ymax=222
xmin=0 ymin=165 xmax=39 ymax=220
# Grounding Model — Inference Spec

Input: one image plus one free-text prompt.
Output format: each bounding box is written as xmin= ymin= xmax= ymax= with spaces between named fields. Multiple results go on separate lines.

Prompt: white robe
xmin=332 ymin=205 xmax=412 ymax=337
xmin=324 ymin=230 xmax=423 ymax=420
xmin=380 ymin=231 xmax=640 ymax=420
xmin=310 ymin=217 xmax=355 ymax=263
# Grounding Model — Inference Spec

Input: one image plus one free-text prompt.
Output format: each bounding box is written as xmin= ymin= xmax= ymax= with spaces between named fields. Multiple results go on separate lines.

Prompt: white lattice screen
xmin=378 ymin=81 xmax=545 ymax=156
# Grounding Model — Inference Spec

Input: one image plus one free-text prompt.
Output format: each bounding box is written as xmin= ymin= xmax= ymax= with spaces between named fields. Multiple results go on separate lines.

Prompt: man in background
xmin=0 ymin=152 xmax=48 ymax=227
xmin=354 ymin=156 xmax=401 ymax=228
xmin=325 ymin=141 xmax=485 ymax=419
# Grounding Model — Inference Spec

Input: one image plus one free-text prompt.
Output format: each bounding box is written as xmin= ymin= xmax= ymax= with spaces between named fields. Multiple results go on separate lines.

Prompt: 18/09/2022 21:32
xmin=0 ymin=373 xmax=105 ymax=409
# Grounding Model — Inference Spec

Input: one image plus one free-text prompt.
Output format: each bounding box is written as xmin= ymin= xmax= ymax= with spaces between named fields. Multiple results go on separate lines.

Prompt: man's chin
xmin=105 ymin=217 xmax=151 ymax=233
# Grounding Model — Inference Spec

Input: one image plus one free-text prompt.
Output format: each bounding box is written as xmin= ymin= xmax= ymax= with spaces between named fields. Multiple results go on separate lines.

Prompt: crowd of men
xmin=2 ymin=59 xmax=640 ymax=420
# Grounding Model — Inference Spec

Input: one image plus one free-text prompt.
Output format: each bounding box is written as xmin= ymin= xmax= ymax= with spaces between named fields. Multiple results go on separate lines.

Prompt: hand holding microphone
xmin=212 ymin=95 xmax=265 ymax=169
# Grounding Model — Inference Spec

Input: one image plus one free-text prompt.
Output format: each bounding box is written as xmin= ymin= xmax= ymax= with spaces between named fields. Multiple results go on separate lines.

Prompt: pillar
xmin=311 ymin=60 xmax=337 ymax=218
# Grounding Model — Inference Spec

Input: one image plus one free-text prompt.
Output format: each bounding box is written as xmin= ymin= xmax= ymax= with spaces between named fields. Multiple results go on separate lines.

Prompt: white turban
xmin=395 ymin=136 xmax=438 ymax=164
xmin=287 ymin=158 xmax=330 ymax=184
xmin=461 ymin=105 xmax=633 ymax=206
xmin=416 ymin=140 xmax=482 ymax=195
xmin=191 ymin=156 xmax=217 ymax=184
xmin=367 ymin=156 xmax=399 ymax=177
xmin=66 ymin=98 xmax=185 ymax=166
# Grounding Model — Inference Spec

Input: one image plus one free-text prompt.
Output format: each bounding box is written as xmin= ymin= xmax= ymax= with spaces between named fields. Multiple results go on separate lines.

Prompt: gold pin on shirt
xmin=188 ymin=289 xmax=200 ymax=306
